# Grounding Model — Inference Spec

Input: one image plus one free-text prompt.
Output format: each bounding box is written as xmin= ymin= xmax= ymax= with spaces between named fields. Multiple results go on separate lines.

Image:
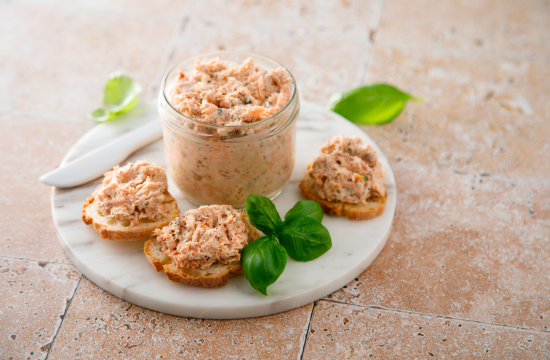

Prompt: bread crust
xmin=299 ymin=178 xmax=386 ymax=220
xmin=82 ymin=193 xmax=179 ymax=241
xmin=144 ymin=214 xmax=260 ymax=288
xmin=143 ymin=237 xmax=172 ymax=272
xmin=164 ymin=261 xmax=243 ymax=289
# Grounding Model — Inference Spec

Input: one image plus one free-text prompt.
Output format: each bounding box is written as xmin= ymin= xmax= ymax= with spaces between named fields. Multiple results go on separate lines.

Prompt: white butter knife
xmin=39 ymin=120 xmax=163 ymax=188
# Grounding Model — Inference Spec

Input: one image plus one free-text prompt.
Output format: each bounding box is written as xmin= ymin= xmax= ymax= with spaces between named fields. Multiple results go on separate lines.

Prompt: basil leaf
xmin=284 ymin=200 xmax=323 ymax=223
xmin=241 ymin=236 xmax=287 ymax=296
xmin=278 ymin=217 xmax=332 ymax=262
xmin=245 ymin=194 xmax=282 ymax=236
xmin=88 ymin=108 xmax=111 ymax=122
xmin=88 ymin=71 xmax=142 ymax=122
xmin=327 ymin=83 xmax=422 ymax=125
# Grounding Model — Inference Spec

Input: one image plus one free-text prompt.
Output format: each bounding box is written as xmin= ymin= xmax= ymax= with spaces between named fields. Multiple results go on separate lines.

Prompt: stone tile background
xmin=1 ymin=0 xmax=548 ymax=359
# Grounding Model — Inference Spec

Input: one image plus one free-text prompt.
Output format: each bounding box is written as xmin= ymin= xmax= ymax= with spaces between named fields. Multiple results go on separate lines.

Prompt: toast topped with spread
xmin=300 ymin=135 xmax=387 ymax=220
xmin=82 ymin=161 xmax=179 ymax=241
xmin=145 ymin=205 xmax=260 ymax=288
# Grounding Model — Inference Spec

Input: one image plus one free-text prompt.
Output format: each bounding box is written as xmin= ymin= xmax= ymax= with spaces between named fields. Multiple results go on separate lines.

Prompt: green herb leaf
xmin=284 ymin=200 xmax=323 ymax=223
xmin=88 ymin=108 xmax=110 ymax=122
xmin=327 ymin=83 xmax=422 ymax=125
xmin=88 ymin=71 xmax=142 ymax=122
xmin=278 ymin=217 xmax=332 ymax=262
xmin=241 ymin=236 xmax=287 ymax=295
xmin=245 ymin=194 xmax=282 ymax=236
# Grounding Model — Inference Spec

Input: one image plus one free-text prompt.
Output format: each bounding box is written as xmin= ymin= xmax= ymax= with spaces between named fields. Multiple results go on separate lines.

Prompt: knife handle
xmin=39 ymin=120 xmax=163 ymax=188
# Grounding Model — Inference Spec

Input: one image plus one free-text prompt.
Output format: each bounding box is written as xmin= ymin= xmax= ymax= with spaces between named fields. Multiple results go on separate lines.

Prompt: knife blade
xmin=39 ymin=120 xmax=163 ymax=188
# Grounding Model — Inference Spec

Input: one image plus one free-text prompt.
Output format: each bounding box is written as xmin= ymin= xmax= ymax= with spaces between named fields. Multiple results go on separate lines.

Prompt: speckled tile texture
xmin=377 ymin=0 xmax=550 ymax=60
xmin=164 ymin=0 xmax=383 ymax=105
xmin=30 ymin=0 xmax=190 ymax=19
xmin=47 ymin=278 xmax=312 ymax=359
xmin=0 ymin=0 xmax=189 ymax=123
xmin=0 ymin=258 xmax=81 ymax=360
xmin=2 ymin=0 xmax=550 ymax=358
xmin=0 ymin=116 xmax=87 ymax=263
xmin=302 ymin=301 xmax=550 ymax=359
xmin=361 ymin=45 xmax=550 ymax=178
xmin=327 ymin=166 xmax=550 ymax=332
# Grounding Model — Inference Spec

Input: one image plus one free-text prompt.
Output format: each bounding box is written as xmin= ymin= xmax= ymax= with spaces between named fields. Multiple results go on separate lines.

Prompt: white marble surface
xmin=51 ymin=100 xmax=396 ymax=319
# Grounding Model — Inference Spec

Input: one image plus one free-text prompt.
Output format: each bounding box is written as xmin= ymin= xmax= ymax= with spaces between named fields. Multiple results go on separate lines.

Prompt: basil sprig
xmin=242 ymin=195 xmax=332 ymax=295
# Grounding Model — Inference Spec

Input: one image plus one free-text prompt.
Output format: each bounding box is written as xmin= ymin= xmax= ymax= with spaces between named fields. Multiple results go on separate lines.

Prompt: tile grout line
xmin=0 ymin=254 xmax=72 ymax=266
xmin=322 ymin=298 xmax=549 ymax=334
xmin=298 ymin=302 xmax=316 ymax=360
xmin=45 ymin=274 xmax=84 ymax=359
xmin=147 ymin=0 xmax=199 ymax=100
xmin=355 ymin=0 xmax=386 ymax=87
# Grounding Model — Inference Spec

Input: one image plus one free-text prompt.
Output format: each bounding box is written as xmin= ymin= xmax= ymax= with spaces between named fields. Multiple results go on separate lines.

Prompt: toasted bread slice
xmin=143 ymin=237 xmax=172 ymax=272
xmin=82 ymin=193 xmax=179 ymax=241
xmin=300 ymin=178 xmax=386 ymax=221
xmin=144 ymin=215 xmax=260 ymax=288
xmin=144 ymin=238 xmax=244 ymax=288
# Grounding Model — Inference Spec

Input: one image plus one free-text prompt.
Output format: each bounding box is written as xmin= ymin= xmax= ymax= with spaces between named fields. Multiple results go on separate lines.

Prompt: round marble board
xmin=52 ymin=100 xmax=396 ymax=319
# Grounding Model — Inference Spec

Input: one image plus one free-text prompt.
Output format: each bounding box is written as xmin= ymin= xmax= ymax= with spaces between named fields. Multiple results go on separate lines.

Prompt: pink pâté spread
xmin=155 ymin=205 xmax=251 ymax=269
xmin=306 ymin=135 xmax=386 ymax=204
xmin=162 ymin=56 xmax=297 ymax=207
xmin=93 ymin=161 xmax=169 ymax=226
xmin=169 ymin=57 xmax=292 ymax=127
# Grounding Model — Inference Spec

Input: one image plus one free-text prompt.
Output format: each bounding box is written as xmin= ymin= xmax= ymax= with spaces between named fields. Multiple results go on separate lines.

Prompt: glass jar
xmin=158 ymin=51 xmax=300 ymax=208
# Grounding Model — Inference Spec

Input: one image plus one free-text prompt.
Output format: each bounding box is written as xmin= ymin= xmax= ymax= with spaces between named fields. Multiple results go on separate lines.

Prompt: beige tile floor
xmin=1 ymin=0 xmax=548 ymax=358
